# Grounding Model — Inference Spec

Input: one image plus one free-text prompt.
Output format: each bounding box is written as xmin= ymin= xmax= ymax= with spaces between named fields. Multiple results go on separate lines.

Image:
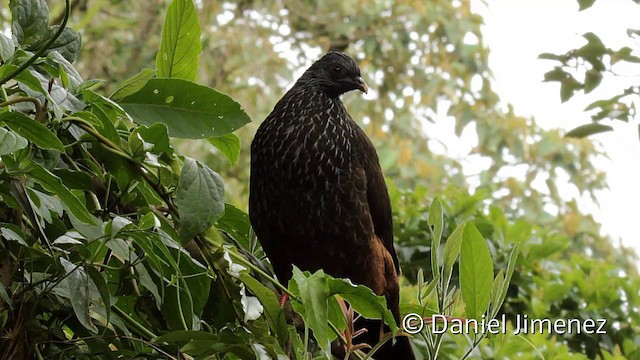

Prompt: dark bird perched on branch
xmin=250 ymin=52 xmax=414 ymax=359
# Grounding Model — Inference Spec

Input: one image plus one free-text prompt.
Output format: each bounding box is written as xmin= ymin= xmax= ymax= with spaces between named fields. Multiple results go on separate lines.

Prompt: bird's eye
xmin=333 ymin=66 xmax=341 ymax=73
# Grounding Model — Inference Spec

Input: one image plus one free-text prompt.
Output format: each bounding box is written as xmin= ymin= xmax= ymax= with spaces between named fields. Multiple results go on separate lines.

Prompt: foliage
xmin=1 ymin=0 xmax=639 ymax=359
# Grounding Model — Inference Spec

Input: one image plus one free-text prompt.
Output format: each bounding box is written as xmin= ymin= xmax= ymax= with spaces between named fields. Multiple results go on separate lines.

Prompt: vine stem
xmin=0 ymin=0 xmax=71 ymax=87
xmin=0 ymin=97 xmax=43 ymax=114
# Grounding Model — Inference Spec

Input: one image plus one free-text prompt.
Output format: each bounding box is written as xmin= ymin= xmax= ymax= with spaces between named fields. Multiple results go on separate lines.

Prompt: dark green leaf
xmin=215 ymin=204 xmax=251 ymax=247
xmin=208 ymin=133 xmax=241 ymax=166
xmin=543 ymin=67 xmax=568 ymax=82
xmin=86 ymin=267 xmax=111 ymax=326
xmin=25 ymin=163 xmax=96 ymax=225
xmin=565 ymin=123 xmax=613 ymax=138
xmin=119 ymin=78 xmax=251 ymax=139
xmin=156 ymin=0 xmax=202 ymax=81
xmin=460 ymin=222 xmax=493 ymax=320
xmin=37 ymin=26 xmax=82 ymax=63
xmin=0 ymin=128 xmax=28 ymax=155
xmin=110 ymin=68 xmax=156 ymax=101
xmin=176 ymin=158 xmax=225 ymax=241
xmin=0 ymin=112 xmax=64 ymax=151
xmin=10 ymin=0 xmax=50 ymax=47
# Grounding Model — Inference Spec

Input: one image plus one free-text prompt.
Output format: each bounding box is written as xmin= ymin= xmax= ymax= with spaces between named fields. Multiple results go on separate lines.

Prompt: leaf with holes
xmin=119 ymin=78 xmax=251 ymax=139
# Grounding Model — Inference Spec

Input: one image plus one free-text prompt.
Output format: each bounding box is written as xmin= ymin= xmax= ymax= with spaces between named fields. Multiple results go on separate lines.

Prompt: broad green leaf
xmin=0 ymin=112 xmax=64 ymax=151
xmin=25 ymin=163 xmax=96 ymax=225
xmin=460 ymin=222 xmax=493 ymax=320
xmin=156 ymin=0 xmax=202 ymax=81
xmin=428 ymin=196 xmax=443 ymax=277
xmin=110 ymin=68 xmax=156 ymax=101
xmin=10 ymin=0 xmax=50 ymax=47
xmin=176 ymin=158 xmax=225 ymax=241
xmin=327 ymin=277 xmax=397 ymax=333
xmin=565 ymin=123 xmax=613 ymax=138
xmin=240 ymin=273 xmax=288 ymax=346
xmin=290 ymin=267 xmax=331 ymax=356
xmin=0 ymin=128 xmax=28 ymax=155
xmin=119 ymin=78 xmax=251 ymax=139
xmin=208 ymin=133 xmax=241 ymax=166
xmin=0 ymin=33 xmax=16 ymax=61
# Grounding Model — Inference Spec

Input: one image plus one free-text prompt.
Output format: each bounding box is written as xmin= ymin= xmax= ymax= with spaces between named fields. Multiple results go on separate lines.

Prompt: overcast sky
xmin=473 ymin=0 xmax=640 ymax=254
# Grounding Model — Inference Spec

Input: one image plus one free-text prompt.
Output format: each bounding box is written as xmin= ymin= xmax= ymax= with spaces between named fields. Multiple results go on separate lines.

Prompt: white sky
xmin=473 ymin=0 xmax=640 ymax=253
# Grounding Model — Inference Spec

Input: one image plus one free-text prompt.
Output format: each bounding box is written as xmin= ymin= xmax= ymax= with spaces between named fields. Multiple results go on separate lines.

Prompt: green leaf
xmin=491 ymin=244 xmax=519 ymax=318
xmin=0 ymin=128 xmax=28 ymax=155
xmin=0 ymin=112 xmax=64 ymax=151
xmin=110 ymin=68 xmax=156 ymax=101
xmin=442 ymin=221 xmax=464 ymax=287
xmin=36 ymin=26 xmax=82 ymax=63
xmin=428 ymin=196 xmax=443 ymax=277
xmin=119 ymin=78 xmax=251 ymax=139
xmin=565 ymin=123 xmax=613 ymax=138
xmin=86 ymin=267 xmax=111 ymax=326
xmin=577 ymin=0 xmax=596 ymax=10
xmin=130 ymin=123 xmax=173 ymax=158
xmin=208 ymin=133 xmax=241 ymax=166
xmin=327 ymin=277 xmax=397 ymax=332
xmin=156 ymin=0 xmax=202 ymax=81
xmin=0 ymin=65 xmax=48 ymax=95
xmin=290 ymin=267 xmax=331 ymax=357
xmin=10 ymin=0 xmax=50 ymax=47
xmin=560 ymin=76 xmax=581 ymax=102
xmin=59 ymin=258 xmax=98 ymax=333
xmin=459 ymin=222 xmax=493 ymax=320
xmin=25 ymin=163 xmax=96 ymax=225
xmin=584 ymin=69 xmax=602 ymax=93
xmin=47 ymin=51 xmax=83 ymax=91
xmin=0 ymin=33 xmax=16 ymax=61
xmin=240 ymin=273 xmax=289 ymax=346
xmin=176 ymin=158 xmax=225 ymax=241
xmin=215 ymin=204 xmax=251 ymax=247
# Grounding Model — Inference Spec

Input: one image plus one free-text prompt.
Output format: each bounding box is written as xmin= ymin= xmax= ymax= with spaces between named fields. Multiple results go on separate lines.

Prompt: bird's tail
xmin=357 ymin=317 xmax=415 ymax=360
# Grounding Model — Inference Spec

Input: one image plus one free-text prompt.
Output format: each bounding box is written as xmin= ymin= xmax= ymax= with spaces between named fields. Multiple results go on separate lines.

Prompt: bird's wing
xmin=352 ymin=125 xmax=400 ymax=273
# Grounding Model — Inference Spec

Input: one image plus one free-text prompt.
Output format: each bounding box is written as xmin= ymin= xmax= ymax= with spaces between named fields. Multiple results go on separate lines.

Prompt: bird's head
xmin=297 ymin=52 xmax=368 ymax=97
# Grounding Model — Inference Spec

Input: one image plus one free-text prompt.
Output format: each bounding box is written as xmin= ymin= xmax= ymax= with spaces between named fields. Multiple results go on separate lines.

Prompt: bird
xmin=249 ymin=52 xmax=415 ymax=359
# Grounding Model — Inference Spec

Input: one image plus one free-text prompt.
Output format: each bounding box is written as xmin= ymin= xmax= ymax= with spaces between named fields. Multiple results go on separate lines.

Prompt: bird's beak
xmin=354 ymin=76 xmax=368 ymax=94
